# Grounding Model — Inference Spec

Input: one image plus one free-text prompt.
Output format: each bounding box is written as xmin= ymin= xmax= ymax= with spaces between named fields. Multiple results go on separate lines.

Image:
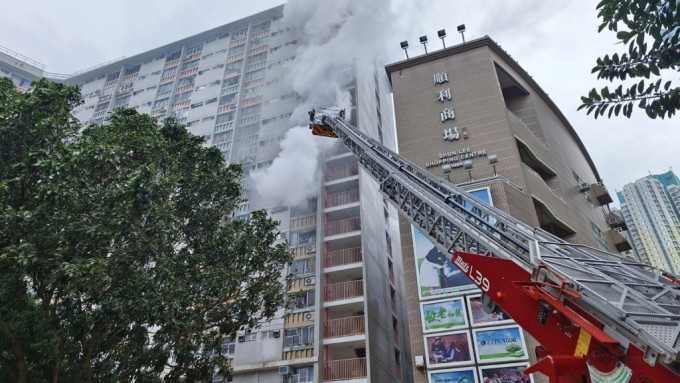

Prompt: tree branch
xmin=0 ymin=318 xmax=26 ymax=383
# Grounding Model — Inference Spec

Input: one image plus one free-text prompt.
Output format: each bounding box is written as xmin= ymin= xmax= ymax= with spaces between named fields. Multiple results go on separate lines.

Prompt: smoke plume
xmin=250 ymin=0 xmax=395 ymax=207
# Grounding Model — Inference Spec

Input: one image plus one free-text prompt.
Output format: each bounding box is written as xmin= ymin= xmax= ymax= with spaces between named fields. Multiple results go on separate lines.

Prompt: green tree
xmin=579 ymin=0 xmax=680 ymax=119
xmin=0 ymin=78 xmax=292 ymax=383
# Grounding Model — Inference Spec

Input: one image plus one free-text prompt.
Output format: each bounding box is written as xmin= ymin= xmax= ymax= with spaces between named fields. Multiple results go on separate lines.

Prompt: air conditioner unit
xmin=237 ymin=335 xmax=245 ymax=343
xmin=278 ymin=366 xmax=291 ymax=375
xmin=306 ymin=244 xmax=316 ymax=253
xmin=304 ymin=312 xmax=314 ymax=321
xmin=579 ymin=182 xmax=591 ymax=192
xmin=305 ymin=277 xmax=316 ymax=286
xmin=273 ymin=330 xmax=281 ymax=338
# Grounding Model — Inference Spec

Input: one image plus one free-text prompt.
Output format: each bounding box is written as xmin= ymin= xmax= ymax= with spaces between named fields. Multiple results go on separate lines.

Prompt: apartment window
xmin=244 ymin=331 xmax=257 ymax=342
xmin=161 ymin=68 xmax=177 ymax=77
xmin=205 ymin=97 xmax=218 ymax=104
xmin=283 ymin=366 xmax=314 ymax=383
xmin=290 ymin=229 xmax=316 ymax=248
xmin=262 ymin=117 xmax=277 ymax=125
xmin=283 ymin=326 xmax=314 ymax=349
xmin=221 ymin=337 xmax=235 ymax=358
xmin=291 ymin=290 xmax=315 ymax=310
xmin=289 ymin=258 xmax=315 ymax=277
xmin=153 ymin=98 xmax=169 ymax=109
xmin=261 ymin=331 xmax=277 ymax=340
xmin=158 ymin=83 xmax=173 ymax=93
xmin=185 ymin=44 xmax=203 ymax=56
xmin=190 ymin=102 xmax=204 ymax=109
xmin=181 ymin=60 xmax=200 ymax=71
xmin=228 ymin=44 xmax=246 ymax=55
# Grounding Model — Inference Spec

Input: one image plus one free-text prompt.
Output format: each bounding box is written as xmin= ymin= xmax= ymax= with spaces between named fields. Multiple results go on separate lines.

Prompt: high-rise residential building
xmin=617 ymin=171 xmax=680 ymax=274
xmin=1 ymin=5 xmax=412 ymax=383
xmin=385 ymin=36 xmax=629 ymax=383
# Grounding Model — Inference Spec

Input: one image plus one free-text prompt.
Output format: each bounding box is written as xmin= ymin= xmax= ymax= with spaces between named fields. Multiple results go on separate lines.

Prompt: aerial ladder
xmin=310 ymin=111 xmax=680 ymax=383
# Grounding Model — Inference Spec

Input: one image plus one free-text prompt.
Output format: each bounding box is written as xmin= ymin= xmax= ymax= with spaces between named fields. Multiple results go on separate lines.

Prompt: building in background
xmin=0 ymin=5 xmax=412 ymax=383
xmin=617 ymin=170 xmax=680 ymax=274
xmin=385 ymin=36 xmax=629 ymax=383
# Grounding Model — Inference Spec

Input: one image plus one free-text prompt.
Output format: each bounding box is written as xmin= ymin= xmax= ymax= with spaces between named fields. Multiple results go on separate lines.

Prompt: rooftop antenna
xmin=457 ymin=24 xmax=466 ymax=43
xmin=400 ymin=41 xmax=409 ymax=59
xmin=438 ymin=29 xmax=447 ymax=48
xmin=420 ymin=35 xmax=428 ymax=54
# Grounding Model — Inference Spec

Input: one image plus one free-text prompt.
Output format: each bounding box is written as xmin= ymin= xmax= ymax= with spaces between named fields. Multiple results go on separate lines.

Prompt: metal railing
xmin=324 ymin=358 xmax=367 ymax=381
xmin=325 ymin=315 xmax=365 ymax=338
xmin=326 ymin=189 xmax=359 ymax=208
xmin=325 ymin=280 xmax=363 ymax=301
xmin=325 ymin=163 xmax=359 ymax=182
xmin=326 ymin=247 xmax=362 ymax=267
xmin=326 ymin=217 xmax=360 ymax=236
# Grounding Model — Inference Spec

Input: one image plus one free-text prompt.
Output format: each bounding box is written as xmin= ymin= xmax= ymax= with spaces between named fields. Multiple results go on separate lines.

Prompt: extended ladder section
xmin=316 ymin=114 xmax=680 ymax=366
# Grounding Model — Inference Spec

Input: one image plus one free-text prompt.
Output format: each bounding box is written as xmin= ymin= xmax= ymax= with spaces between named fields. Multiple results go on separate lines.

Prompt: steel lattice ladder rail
xmin=314 ymin=113 xmax=680 ymax=376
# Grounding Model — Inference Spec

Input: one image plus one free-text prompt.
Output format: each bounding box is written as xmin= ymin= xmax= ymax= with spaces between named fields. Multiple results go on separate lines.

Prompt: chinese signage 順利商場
xmin=472 ymin=325 xmax=528 ymax=364
xmin=421 ymin=297 xmax=468 ymax=333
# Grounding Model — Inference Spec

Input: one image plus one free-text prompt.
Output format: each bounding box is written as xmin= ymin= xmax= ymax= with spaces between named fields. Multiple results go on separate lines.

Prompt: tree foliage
xmin=0 ymin=78 xmax=292 ymax=383
xmin=579 ymin=0 xmax=680 ymax=119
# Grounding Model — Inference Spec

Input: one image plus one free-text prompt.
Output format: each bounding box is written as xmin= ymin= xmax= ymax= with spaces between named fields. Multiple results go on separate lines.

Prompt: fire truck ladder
xmin=314 ymin=114 xmax=680 ymax=374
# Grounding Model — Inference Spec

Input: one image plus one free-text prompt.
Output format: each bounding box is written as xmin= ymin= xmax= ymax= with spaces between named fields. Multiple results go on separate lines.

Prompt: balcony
xmin=325 ymin=280 xmax=363 ymax=302
xmin=326 ymin=189 xmax=359 ymax=208
xmin=179 ymin=67 xmax=198 ymax=78
xmin=244 ymin=77 xmax=265 ymax=89
xmin=248 ymin=45 xmax=268 ymax=56
xmin=221 ymin=85 xmax=240 ymax=96
xmin=607 ymin=229 xmax=632 ymax=252
xmin=227 ymin=52 xmax=245 ymax=63
xmin=224 ymin=70 xmax=241 ymax=79
xmin=217 ymin=103 xmax=237 ymax=115
xmin=591 ymin=182 xmax=614 ymax=205
xmin=606 ymin=211 xmax=627 ymax=230
xmin=121 ymin=73 xmax=138 ymax=82
xmin=250 ymin=29 xmax=270 ymax=39
xmin=160 ymin=75 xmax=175 ymax=85
xmin=324 ymin=358 xmax=367 ymax=381
xmin=176 ymin=84 xmax=193 ymax=94
xmin=241 ymin=96 xmax=262 ymax=108
xmin=150 ymin=108 xmax=166 ymax=118
xmin=325 ymin=315 xmax=365 ymax=338
xmin=185 ymin=52 xmax=201 ymax=61
xmin=172 ymin=100 xmax=190 ymax=110
xmin=326 ymin=217 xmax=360 ymax=236
xmin=326 ymin=164 xmax=359 ymax=182
xmin=164 ymin=59 xmax=180 ymax=69
xmin=103 ymin=80 xmax=118 ymax=88
xmin=326 ymin=247 xmax=362 ymax=268
xmin=230 ymin=37 xmax=247 ymax=47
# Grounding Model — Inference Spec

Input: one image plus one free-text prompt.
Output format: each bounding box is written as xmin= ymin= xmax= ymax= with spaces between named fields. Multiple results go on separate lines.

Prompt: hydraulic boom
xmin=311 ymin=112 xmax=680 ymax=382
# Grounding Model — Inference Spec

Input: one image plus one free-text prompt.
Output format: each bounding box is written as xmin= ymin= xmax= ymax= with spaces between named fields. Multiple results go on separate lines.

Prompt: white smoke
xmin=250 ymin=126 xmax=337 ymax=207
xmin=250 ymin=0 xmax=396 ymax=207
